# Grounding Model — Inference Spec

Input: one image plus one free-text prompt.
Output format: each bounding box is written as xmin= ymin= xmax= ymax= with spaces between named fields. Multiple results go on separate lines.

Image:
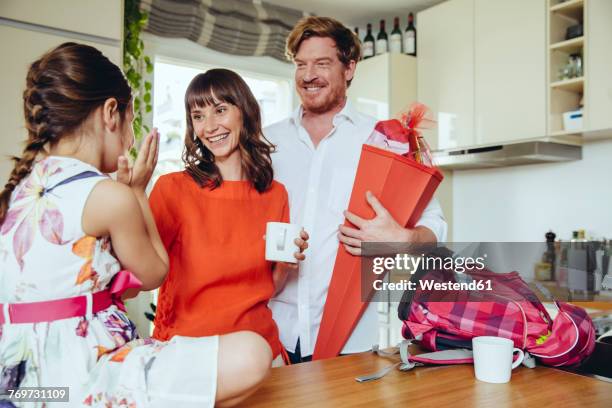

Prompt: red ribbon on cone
xmin=374 ymin=103 xmax=435 ymax=166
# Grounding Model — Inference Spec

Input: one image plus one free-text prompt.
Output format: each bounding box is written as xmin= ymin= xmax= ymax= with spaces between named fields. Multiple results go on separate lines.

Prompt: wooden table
xmin=245 ymin=351 xmax=612 ymax=407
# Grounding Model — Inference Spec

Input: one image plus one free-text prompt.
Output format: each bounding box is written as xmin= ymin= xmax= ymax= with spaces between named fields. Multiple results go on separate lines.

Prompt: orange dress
xmin=149 ymin=171 xmax=289 ymax=358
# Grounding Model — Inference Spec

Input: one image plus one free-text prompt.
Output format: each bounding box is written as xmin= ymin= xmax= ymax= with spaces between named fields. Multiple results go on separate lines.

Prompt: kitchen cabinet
xmin=584 ymin=0 xmax=612 ymax=133
xmin=419 ymin=0 xmax=612 ymax=150
xmin=475 ymin=0 xmax=547 ymax=145
xmin=417 ymin=0 xmax=474 ymax=150
xmin=419 ymin=0 xmax=547 ymax=150
xmin=548 ymin=0 xmax=585 ymax=136
xmin=348 ymin=52 xmax=417 ymax=120
xmin=548 ymin=0 xmax=612 ymax=137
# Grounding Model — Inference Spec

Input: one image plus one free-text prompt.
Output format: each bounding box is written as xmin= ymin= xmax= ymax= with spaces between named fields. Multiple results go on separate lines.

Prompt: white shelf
xmin=550 ymin=0 xmax=584 ymax=20
xmin=550 ymin=129 xmax=582 ymax=137
xmin=550 ymin=77 xmax=584 ymax=92
xmin=550 ymin=36 xmax=584 ymax=54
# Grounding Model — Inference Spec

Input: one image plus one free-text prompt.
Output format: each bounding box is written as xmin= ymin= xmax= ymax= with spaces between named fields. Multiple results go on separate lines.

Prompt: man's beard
xmin=300 ymin=82 xmax=346 ymax=114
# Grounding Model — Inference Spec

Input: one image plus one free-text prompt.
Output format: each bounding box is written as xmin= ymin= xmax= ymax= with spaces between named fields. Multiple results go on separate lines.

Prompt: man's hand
xmin=338 ymin=191 xmax=435 ymax=256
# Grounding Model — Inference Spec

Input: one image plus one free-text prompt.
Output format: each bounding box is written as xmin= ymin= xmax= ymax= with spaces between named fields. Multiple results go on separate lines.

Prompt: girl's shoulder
xmin=88 ymin=179 xmax=140 ymax=215
xmin=82 ymin=178 xmax=143 ymax=237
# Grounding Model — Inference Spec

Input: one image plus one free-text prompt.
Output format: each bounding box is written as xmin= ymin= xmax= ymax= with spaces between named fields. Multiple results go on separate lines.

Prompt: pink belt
xmin=0 ymin=270 xmax=142 ymax=325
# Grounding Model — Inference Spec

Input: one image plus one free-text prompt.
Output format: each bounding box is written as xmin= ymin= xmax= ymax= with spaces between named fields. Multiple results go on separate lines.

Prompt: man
xmin=265 ymin=16 xmax=447 ymax=364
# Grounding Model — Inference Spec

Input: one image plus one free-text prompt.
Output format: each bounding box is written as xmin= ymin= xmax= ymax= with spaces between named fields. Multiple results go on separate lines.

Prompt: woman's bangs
xmin=186 ymin=75 xmax=235 ymax=111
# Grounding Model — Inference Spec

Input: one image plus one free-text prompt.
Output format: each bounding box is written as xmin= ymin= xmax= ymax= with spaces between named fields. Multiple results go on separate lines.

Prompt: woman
xmin=150 ymin=69 xmax=308 ymax=365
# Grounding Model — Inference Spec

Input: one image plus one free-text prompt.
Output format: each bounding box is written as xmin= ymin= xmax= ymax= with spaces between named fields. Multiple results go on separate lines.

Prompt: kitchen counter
xmin=245 ymin=348 xmax=612 ymax=407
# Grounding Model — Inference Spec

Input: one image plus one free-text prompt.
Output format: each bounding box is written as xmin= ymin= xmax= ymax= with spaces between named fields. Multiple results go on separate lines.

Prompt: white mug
xmin=265 ymin=222 xmax=302 ymax=263
xmin=472 ymin=336 xmax=524 ymax=383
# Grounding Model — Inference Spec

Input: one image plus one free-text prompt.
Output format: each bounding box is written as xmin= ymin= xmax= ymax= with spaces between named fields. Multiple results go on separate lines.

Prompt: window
xmin=152 ymin=59 xmax=293 ymax=177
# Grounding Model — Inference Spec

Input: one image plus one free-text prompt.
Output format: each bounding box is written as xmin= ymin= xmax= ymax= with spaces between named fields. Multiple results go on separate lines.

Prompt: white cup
xmin=265 ymin=222 xmax=302 ymax=263
xmin=472 ymin=336 xmax=524 ymax=383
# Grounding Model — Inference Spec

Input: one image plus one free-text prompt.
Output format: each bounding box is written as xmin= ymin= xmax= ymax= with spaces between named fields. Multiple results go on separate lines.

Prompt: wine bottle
xmin=376 ymin=19 xmax=388 ymax=55
xmin=363 ymin=23 xmax=375 ymax=59
xmin=403 ymin=12 xmax=417 ymax=56
xmin=354 ymin=27 xmax=361 ymax=59
xmin=389 ymin=17 xmax=402 ymax=54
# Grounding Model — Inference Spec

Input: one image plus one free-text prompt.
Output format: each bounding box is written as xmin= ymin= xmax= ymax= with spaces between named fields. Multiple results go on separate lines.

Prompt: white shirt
xmin=265 ymin=102 xmax=447 ymax=356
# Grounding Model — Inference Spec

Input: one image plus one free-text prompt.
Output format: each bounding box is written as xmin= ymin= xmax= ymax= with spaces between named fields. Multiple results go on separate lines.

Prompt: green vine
xmin=124 ymin=0 xmax=153 ymax=155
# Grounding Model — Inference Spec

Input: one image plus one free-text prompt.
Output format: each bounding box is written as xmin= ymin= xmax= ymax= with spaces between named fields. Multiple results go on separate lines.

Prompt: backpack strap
xmin=355 ymin=341 xmax=535 ymax=382
xmin=354 ymin=361 xmax=402 ymax=383
xmin=404 ymin=348 xmax=473 ymax=366
xmin=355 ymin=341 xmax=419 ymax=382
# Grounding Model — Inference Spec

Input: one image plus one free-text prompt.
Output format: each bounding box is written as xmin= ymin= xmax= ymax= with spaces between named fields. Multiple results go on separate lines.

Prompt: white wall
xmin=0 ymin=1 xmax=123 ymax=180
xmin=452 ymin=139 xmax=612 ymax=242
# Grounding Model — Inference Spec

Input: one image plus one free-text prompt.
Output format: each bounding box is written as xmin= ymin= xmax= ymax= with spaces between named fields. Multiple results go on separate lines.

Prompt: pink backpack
xmin=356 ymin=248 xmax=596 ymax=382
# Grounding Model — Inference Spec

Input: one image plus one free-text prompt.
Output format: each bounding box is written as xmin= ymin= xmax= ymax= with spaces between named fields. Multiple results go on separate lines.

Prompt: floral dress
xmin=0 ymin=157 xmax=218 ymax=407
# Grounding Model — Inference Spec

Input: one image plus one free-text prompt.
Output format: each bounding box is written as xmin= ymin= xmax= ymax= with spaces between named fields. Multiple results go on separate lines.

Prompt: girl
xmin=149 ymin=69 xmax=308 ymax=365
xmin=0 ymin=43 xmax=270 ymax=407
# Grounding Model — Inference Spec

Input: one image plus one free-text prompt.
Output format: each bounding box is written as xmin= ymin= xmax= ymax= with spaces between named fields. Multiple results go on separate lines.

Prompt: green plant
xmin=124 ymin=0 xmax=153 ymax=154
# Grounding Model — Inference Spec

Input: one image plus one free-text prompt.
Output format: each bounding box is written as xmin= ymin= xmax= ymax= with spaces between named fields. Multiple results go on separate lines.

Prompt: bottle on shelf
xmin=403 ymin=12 xmax=417 ymax=56
xmin=568 ymin=229 xmax=589 ymax=299
xmin=354 ymin=27 xmax=361 ymax=60
xmin=570 ymin=230 xmax=579 ymax=245
xmin=536 ymin=230 xmax=557 ymax=282
xmin=376 ymin=19 xmax=388 ymax=55
xmin=545 ymin=230 xmax=557 ymax=280
xmin=578 ymin=229 xmax=588 ymax=250
xmin=363 ymin=23 xmax=375 ymax=59
xmin=571 ymin=53 xmax=583 ymax=78
xmin=389 ymin=17 xmax=402 ymax=54
xmin=594 ymin=239 xmax=606 ymax=292
xmin=556 ymin=239 xmax=568 ymax=288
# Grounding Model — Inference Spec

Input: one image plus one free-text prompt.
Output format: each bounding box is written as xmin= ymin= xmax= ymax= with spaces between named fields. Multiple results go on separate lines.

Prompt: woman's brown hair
xmin=0 ymin=42 xmax=132 ymax=226
xmin=183 ymin=69 xmax=275 ymax=193
xmin=285 ymin=16 xmax=361 ymax=86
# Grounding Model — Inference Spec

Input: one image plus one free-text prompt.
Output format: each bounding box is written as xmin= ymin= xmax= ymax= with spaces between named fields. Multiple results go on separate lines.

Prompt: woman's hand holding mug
xmin=265 ymin=222 xmax=309 ymax=268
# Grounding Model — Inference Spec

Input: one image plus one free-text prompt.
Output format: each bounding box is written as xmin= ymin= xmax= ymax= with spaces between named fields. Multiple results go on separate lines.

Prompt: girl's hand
xmin=117 ymin=128 xmax=160 ymax=191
